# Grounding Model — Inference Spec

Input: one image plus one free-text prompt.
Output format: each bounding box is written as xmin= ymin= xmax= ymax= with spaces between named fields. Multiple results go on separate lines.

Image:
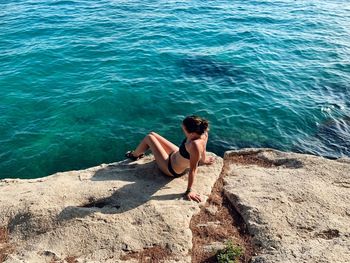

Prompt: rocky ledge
xmin=0 ymin=149 xmax=349 ymax=263
xmin=223 ymin=148 xmax=350 ymax=263
xmin=0 ymin=153 xmax=222 ymax=263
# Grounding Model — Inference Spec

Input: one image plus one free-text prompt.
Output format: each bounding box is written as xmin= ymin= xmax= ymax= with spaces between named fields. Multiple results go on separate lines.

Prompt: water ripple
xmin=1 ymin=0 xmax=350 ymax=178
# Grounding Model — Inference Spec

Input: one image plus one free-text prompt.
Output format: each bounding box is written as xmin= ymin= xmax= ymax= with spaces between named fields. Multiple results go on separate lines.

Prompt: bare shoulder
xmin=189 ymin=139 xmax=200 ymax=148
xmin=203 ymin=131 xmax=209 ymax=142
xmin=189 ymin=138 xmax=205 ymax=152
xmin=197 ymin=132 xmax=208 ymax=146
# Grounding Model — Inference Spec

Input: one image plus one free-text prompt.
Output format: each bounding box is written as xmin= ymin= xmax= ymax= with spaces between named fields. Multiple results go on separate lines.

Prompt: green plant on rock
xmin=216 ymin=240 xmax=243 ymax=263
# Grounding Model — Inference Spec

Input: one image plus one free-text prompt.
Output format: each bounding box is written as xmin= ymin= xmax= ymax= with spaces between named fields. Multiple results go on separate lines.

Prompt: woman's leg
xmin=149 ymin=132 xmax=179 ymax=154
xmin=132 ymin=132 xmax=178 ymax=156
xmin=132 ymin=133 xmax=172 ymax=176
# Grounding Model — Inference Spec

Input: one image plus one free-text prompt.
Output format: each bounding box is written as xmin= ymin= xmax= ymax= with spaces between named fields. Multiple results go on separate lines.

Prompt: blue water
xmin=1 ymin=0 xmax=350 ymax=179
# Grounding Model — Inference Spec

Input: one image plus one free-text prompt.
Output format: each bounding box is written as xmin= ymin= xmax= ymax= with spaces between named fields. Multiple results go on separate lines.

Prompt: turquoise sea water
xmin=1 ymin=0 xmax=350 ymax=179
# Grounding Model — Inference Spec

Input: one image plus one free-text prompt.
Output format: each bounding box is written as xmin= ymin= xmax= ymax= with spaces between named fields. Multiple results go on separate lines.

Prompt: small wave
xmin=1 ymin=0 xmax=350 ymax=179
xmin=49 ymin=0 xmax=78 ymax=6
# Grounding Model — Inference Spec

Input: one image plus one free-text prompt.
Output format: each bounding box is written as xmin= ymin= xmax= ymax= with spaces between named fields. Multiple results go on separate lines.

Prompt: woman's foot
xmin=125 ymin=151 xmax=145 ymax=161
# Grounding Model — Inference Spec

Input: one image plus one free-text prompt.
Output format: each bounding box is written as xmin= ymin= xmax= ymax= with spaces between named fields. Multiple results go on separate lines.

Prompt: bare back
xmin=170 ymin=132 xmax=208 ymax=174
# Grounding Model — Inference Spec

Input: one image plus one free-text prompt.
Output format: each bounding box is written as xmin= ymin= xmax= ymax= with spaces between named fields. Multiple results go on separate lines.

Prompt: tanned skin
xmin=131 ymin=123 xmax=215 ymax=202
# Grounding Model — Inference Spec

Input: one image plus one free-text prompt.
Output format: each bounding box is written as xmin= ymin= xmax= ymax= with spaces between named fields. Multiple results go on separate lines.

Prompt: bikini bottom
xmin=168 ymin=152 xmax=187 ymax=178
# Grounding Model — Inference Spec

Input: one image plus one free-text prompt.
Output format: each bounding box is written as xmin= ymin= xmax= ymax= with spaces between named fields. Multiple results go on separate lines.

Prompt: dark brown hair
xmin=182 ymin=115 xmax=209 ymax=135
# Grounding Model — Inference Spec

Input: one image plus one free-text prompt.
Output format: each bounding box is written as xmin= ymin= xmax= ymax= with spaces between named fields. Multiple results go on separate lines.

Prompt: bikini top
xmin=179 ymin=138 xmax=190 ymax=159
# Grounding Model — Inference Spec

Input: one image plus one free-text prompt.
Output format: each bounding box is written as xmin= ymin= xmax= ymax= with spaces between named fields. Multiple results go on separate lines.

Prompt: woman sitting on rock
xmin=125 ymin=115 xmax=215 ymax=202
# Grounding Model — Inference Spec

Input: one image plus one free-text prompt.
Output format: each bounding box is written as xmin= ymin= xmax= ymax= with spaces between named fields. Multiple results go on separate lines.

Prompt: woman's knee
xmin=149 ymin=131 xmax=158 ymax=137
xmin=147 ymin=132 xmax=160 ymax=142
xmin=145 ymin=132 xmax=156 ymax=143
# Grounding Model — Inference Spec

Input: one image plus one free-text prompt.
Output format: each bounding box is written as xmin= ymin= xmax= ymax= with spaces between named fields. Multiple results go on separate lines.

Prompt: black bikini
xmin=179 ymin=138 xmax=190 ymax=159
xmin=167 ymin=138 xmax=190 ymax=177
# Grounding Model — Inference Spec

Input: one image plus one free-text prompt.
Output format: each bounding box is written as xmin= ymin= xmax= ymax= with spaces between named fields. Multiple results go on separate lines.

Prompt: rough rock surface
xmin=223 ymin=148 xmax=350 ymax=263
xmin=0 ymin=154 xmax=222 ymax=263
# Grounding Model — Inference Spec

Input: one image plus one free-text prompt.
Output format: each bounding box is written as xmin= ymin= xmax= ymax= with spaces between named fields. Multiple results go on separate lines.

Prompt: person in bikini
xmin=125 ymin=115 xmax=215 ymax=202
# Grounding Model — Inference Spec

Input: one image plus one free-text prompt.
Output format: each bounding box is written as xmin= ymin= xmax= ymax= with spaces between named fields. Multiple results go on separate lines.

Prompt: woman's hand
xmin=186 ymin=191 xmax=202 ymax=203
xmin=202 ymin=156 xmax=215 ymax=165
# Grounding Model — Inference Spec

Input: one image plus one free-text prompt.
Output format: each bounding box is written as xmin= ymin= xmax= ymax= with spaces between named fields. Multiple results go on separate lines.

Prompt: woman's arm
xmin=201 ymin=147 xmax=207 ymax=163
xmin=200 ymin=132 xmax=215 ymax=165
xmin=186 ymin=141 xmax=202 ymax=202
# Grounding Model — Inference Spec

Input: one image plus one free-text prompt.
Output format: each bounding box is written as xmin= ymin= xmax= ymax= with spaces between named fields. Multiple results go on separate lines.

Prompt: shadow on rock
xmin=57 ymin=159 xmax=184 ymax=222
xmin=226 ymin=149 xmax=304 ymax=169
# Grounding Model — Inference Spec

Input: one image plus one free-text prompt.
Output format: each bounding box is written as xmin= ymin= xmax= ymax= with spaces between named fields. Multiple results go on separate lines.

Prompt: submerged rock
xmin=316 ymin=116 xmax=350 ymax=157
xmin=179 ymin=56 xmax=243 ymax=83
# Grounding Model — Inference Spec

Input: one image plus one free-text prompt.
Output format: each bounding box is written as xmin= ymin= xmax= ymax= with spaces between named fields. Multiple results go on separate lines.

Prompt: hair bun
xmin=199 ymin=120 xmax=209 ymax=133
xmin=183 ymin=115 xmax=209 ymax=135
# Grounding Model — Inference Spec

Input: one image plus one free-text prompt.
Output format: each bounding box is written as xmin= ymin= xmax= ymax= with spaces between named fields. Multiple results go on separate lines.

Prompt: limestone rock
xmin=223 ymin=148 xmax=350 ymax=263
xmin=0 ymin=153 xmax=223 ymax=263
